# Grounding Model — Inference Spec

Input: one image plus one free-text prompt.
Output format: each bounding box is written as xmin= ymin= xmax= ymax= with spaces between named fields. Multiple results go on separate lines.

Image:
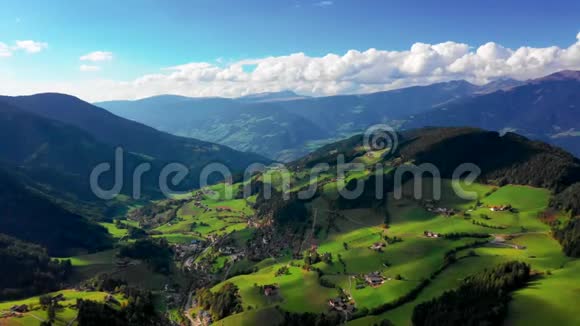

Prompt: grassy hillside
xmin=0 ymin=167 xmax=112 ymax=256
xmin=2 ymin=127 xmax=579 ymax=325
xmin=0 ymin=93 xmax=270 ymax=171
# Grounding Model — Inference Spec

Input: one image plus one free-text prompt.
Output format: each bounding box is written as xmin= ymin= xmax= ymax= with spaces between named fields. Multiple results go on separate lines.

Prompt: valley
xmin=2 ymin=4 xmax=580 ymax=326
xmin=97 ymin=71 xmax=580 ymax=161
xmin=2 ymin=127 xmax=579 ymax=325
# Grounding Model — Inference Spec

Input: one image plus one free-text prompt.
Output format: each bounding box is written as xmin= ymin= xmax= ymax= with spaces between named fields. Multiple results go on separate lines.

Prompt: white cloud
xmin=15 ymin=40 xmax=48 ymax=53
xmin=2 ymin=34 xmax=580 ymax=102
xmin=314 ymin=1 xmax=333 ymax=6
xmin=0 ymin=42 xmax=12 ymax=57
xmin=79 ymin=64 xmax=101 ymax=72
xmin=80 ymin=51 xmax=113 ymax=62
xmin=0 ymin=40 xmax=47 ymax=57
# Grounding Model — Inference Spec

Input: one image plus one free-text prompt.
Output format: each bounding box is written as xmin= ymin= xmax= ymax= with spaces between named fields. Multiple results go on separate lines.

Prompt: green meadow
xmin=0 ymin=289 xmax=126 ymax=326
xmin=203 ymin=177 xmax=580 ymax=325
xmin=5 ymin=168 xmax=577 ymax=326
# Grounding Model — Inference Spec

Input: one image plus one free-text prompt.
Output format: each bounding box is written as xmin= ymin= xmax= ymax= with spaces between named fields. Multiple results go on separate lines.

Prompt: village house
xmin=364 ymin=272 xmax=385 ymax=287
xmin=219 ymin=246 xmax=236 ymax=255
xmin=216 ymin=206 xmax=233 ymax=213
xmin=490 ymin=204 xmax=512 ymax=212
xmin=197 ymin=310 xmax=213 ymax=326
xmin=328 ymin=297 xmax=355 ymax=313
xmin=263 ymin=284 xmax=279 ymax=297
xmin=369 ymin=242 xmax=386 ymax=251
xmin=230 ymin=252 xmax=245 ymax=262
xmin=432 ymin=207 xmax=456 ymax=216
xmin=105 ymin=294 xmax=120 ymax=305
xmin=424 ymin=201 xmax=456 ymax=216
xmin=424 ymin=231 xmax=441 ymax=238
xmin=10 ymin=305 xmax=28 ymax=313
xmin=52 ymin=293 xmax=65 ymax=302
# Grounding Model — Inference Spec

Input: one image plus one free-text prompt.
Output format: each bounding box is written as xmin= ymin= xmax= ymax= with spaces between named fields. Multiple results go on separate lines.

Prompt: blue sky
xmin=0 ymin=0 xmax=579 ymax=101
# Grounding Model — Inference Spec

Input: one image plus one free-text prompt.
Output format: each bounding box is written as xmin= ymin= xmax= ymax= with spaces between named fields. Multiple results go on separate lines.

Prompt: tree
xmin=47 ymin=303 xmax=57 ymax=322
xmin=39 ymin=294 xmax=52 ymax=307
xmin=444 ymin=252 xmax=457 ymax=266
xmin=321 ymin=252 xmax=333 ymax=264
xmin=196 ymin=283 xmax=243 ymax=321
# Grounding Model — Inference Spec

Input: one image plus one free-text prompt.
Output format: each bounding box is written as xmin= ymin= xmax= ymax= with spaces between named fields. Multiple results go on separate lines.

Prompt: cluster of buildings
xmin=214 ymin=246 xmax=246 ymax=269
xmin=8 ymin=304 xmax=28 ymax=313
xmin=328 ymin=296 xmax=355 ymax=313
xmin=215 ymin=206 xmax=233 ymax=213
xmin=5 ymin=293 xmax=69 ymax=317
xmin=364 ymin=271 xmax=386 ymax=287
xmin=174 ymin=240 xmax=205 ymax=259
xmin=489 ymin=204 xmax=512 ymax=212
xmin=193 ymin=200 xmax=212 ymax=213
xmin=424 ymin=230 xmax=441 ymax=238
xmin=196 ymin=310 xmax=213 ymax=326
xmin=246 ymin=215 xmax=272 ymax=228
xmin=423 ymin=200 xmax=456 ymax=216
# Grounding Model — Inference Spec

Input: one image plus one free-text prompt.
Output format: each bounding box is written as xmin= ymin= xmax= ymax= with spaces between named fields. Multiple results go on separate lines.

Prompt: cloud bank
xmin=3 ymin=34 xmax=580 ymax=101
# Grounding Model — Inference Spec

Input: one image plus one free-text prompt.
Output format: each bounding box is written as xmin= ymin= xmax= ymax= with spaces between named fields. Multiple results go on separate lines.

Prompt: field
xmin=3 ymin=160 xmax=577 ymax=326
xmin=505 ymin=260 xmax=580 ymax=326
xmin=153 ymin=194 xmax=252 ymax=239
xmin=204 ymin=176 xmax=579 ymax=325
xmin=0 ymin=290 xmax=126 ymax=326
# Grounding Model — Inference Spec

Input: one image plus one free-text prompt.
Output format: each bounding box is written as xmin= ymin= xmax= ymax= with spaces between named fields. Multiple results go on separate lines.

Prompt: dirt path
xmin=28 ymin=313 xmax=45 ymax=322
xmin=488 ymin=231 xmax=547 ymax=249
xmin=297 ymin=208 xmax=318 ymax=255
xmin=67 ymin=316 xmax=77 ymax=326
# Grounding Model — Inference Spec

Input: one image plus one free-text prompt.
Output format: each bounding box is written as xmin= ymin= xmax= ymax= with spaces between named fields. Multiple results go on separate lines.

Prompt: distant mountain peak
xmin=238 ymin=90 xmax=307 ymax=102
xmin=240 ymin=90 xmax=298 ymax=98
xmin=534 ymin=70 xmax=580 ymax=82
xmin=475 ymin=78 xmax=524 ymax=94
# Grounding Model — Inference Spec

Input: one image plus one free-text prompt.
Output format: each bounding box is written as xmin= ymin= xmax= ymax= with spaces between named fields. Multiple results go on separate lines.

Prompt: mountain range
xmin=403 ymin=71 xmax=580 ymax=156
xmin=97 ymin=81 xmax=482 ymax=161
xmin=0 ymin=93 xmax=271 ymax=249
xmin=1 ymin=74 xmax=580 ymax=325
xmin=97 ymin=72 xmax=579 ymax=161
xmin=1 ymin=70 xmax=577 ymax=256
xmin=93 ymin=77 xmax=517 ymax=161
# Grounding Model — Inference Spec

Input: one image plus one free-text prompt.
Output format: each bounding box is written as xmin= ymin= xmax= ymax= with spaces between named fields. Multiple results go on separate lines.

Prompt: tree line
xmin=411 ymin=261 xmax=531 ymax=326
xmin=0 ymin=234 xmax=72 ymax=300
